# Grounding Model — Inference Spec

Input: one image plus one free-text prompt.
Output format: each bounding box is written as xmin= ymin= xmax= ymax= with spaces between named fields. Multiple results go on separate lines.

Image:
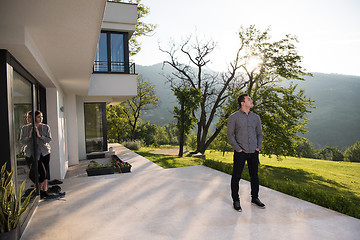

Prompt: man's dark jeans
xmin=231 ymin=151 xmax=259 ymax=202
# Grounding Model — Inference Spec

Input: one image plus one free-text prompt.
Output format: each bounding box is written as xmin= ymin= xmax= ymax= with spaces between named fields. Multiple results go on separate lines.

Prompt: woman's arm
xmin=39 ymin=124 xmax=52 ymax=143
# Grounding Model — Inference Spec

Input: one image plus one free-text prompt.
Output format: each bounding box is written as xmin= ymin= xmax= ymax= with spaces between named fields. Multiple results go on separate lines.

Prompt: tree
xmin=294 ymin=138 xmax=317 ymax=159
xmin=224 ymin=84 xmax=313 ymax=157
xmin=121 ymin=77 xmax=159 ymax=140
xmin=173 ymin=86 xmax=202 ymax=157
xmin=220 ymin=25 xmax=315 ymax=157
xmin=135 ymin=121 xmax=158 ymax=146
xmin=113 ymin=0 xmax=156 ymax=56
xmin=161 ymin=36 xmax=243 ymax=154
xmin=209 ymin=127 xmax=233 ymax=156
xmin=344 ymin=141 xmax=360 ymax=162
xmin=107 ymin=104 xmax=131 ymax=143
xmin=162 ymin=25 xmax=314 ymax=156
xmin=318 ymin=146 xmax=344 ymax=161
xmin=164 ymin=122 xmax=179 ymax=145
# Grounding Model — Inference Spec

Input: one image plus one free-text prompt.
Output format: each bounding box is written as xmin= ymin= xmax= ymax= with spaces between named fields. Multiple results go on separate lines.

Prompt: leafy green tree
xmin=186 ymin=131 xmax=197 ymax=151
xmin=164 ymin=122 xmax=179 ymax=145
xmin=154 ymin=125 xmax=169 ymax=145
xmin=162 ymin=25 xmax=314 ymax=156
xmin=225 ymin=83 xmax=313 ymax=157
xmin=209 ymin=127 xmax=233 ymax=156
xmin=135 ymin=121 xmax=157 ymax=146
xmin=135 ymin=122 xmax=175 ymax=146
xmin=220 ymin=26 xmax=314 ymax=157
xmin=318 ymin=146 xmax=344 ymax=161
xmin=120 ymin=77 xmax=159 ymax=140
xmin=173 ymin=86 xmax=202 ymax=157
xmin=107 ymin=104 xmax=131 ymax=143
xmin=294 ymin=139 xmax=317 ymax=159
xmin=113 ymin=0 xmax=157 ymax=56
xmin=344 ymin=141 xmax=360 ymax=162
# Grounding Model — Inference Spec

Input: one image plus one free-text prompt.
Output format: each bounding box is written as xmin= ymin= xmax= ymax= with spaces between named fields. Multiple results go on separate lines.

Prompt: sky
xmin=132 ymin=0 xmax=360 ymax=76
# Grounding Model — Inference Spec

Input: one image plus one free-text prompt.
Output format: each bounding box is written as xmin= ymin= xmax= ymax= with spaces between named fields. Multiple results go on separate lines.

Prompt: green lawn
xmin=206 ymin=150 xmax=360 ymax=198
xmin=135 ymin=146 xmax=360 ymax=219
xmin=135 ymin=146 xmax=203 ymax=169
xmin=205 ymin=150 xmax=360 ymax=199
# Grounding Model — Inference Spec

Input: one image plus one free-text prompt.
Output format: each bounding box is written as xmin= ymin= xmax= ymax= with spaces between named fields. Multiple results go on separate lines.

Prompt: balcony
xmin=93 ymin=61 xmax=136 ymax=74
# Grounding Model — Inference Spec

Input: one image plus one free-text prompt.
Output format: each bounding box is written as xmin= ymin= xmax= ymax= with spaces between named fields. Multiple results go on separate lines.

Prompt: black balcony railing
xmin=93 ymin=61 xmax=136 ymax=74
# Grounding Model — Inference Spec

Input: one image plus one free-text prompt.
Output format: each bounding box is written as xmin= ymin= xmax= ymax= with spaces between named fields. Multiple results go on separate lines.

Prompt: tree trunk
xmin=178 ymin=102 xmax=185 ymax=157
xmin=178 ymin=132 xmax=184 ymax=157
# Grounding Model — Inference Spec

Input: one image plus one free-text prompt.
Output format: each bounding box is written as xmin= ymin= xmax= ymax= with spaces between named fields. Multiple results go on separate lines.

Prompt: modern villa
xmin=0 ymin=0 xmax=137 ymax=236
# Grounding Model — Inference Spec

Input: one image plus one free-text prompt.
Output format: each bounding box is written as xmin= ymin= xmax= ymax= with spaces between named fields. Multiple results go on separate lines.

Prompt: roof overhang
xmin=0 ymin=0 xmax=107 ymax=95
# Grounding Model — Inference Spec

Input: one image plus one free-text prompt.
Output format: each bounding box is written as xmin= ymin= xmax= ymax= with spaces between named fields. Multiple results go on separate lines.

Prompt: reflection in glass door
xmin=84 ymin=103 xmax=107 ymax=153
xmin=13 ymin=71 xmax=36 ymax=203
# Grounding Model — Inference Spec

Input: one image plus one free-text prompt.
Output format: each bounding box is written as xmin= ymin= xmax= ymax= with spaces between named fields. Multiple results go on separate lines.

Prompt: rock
xmin=192 ymin=153 xmax=206 ymax=160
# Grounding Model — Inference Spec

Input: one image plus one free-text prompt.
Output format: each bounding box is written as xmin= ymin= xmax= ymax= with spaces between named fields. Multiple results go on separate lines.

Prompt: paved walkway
xmin=21 ymin=144 xmax=360 ymax=240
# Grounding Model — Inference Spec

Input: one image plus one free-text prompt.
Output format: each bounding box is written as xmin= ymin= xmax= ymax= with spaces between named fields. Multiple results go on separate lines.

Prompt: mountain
xmin=288 ymin=73 xmax=360 ymax=150
xmin=136 ymin=63 xmax=360 ymax=150
xmin=136 ymin=63 xmax=177 ymax=124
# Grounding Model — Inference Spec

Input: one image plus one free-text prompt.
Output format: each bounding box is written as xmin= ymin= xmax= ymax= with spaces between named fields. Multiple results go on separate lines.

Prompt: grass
xmin=135 ymin=146 xmax=360 ymax=219
xmin=135 ymin=146 xmax=203 ymax=168
xmin=205 ymin=150 xmax=360 ymax=198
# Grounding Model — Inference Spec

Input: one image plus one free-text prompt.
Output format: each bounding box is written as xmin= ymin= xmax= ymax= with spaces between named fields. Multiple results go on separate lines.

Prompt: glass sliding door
xmin=1 ymin=50 xmax=46 ymax=235
xmin=84 ymin=103 xmax=107 ymax=153
xmin=13 ymin=71 xmax=36 ymax=201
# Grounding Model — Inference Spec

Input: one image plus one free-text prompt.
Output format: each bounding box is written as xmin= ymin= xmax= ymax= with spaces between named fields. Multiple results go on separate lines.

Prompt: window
xmin=84 ymin=103 xmax=107 ymax=153
xmin=0 ymin=50 xmax=47 ymax=232
xmin=94 ymin=33 xmax=108 ymax=72
xmin=94 ymin=31 xmax=131 ymax=73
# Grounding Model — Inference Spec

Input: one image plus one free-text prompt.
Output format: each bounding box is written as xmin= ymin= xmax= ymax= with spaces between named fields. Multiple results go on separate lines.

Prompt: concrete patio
xmin=21 ymin=144 xmax=360 ymax=240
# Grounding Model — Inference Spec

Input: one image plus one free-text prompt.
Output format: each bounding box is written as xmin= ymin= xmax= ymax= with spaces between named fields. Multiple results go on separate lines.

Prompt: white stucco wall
xmin=46 ymin=88 xmax=68 ymax=180
xmin=76 ymin=96 xmax=87 ymax=161
xmin=102 ymin=2 xmax=137 ymax=34
xmin=64 ymin=94 xmax=80 ymax=166
xmin=88 ymin=74 xmax=137 ymax=97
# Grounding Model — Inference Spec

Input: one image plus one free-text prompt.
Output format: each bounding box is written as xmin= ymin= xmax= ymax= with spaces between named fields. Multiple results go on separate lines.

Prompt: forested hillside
xmin=137 ymin=64 xmax=360 ymax=150
xmin=290 ymin=73 xmax=360 ymax=150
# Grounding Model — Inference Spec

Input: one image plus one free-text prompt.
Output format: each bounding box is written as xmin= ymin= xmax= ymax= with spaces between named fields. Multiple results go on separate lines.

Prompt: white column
xmin=76 ymin=96 xmax=86 ymax=160
xmin=46 ymin=88 xmax=68 ymax=180
xmin=64 ymin=94 xmax=80 ymax=165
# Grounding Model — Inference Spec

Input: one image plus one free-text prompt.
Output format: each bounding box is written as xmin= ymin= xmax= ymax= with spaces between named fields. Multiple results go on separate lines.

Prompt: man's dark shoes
xmin=233 ymin=201 xmax=242 ymax=212
xmin=251 ymin=198 xmax=265 ymax=208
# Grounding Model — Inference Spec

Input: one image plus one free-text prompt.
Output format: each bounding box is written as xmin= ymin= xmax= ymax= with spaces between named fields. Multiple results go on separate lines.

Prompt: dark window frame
xmin=0 ymin=50 xmax=47 ymax=167
xmin=0 ymin=49 xmax=46 ymax=236
xmin=93 ymin=31 xmax=132 ymax=74
xmin=84 ymin=102 xmax=107 ymax=153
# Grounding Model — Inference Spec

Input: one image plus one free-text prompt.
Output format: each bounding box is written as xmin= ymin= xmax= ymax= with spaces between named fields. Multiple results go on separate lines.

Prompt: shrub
xmin=186 ymin=131 xmax=197 ymax=151
xmin=122 ymin=140 xmax=141 ymax=150
xmin=294 ymin=139 xmax=317 ymax=158
xmin=318 ymin=146 xmax=344 ymax=161
xmin=344 ymin=141 xmax=360 ymax=162
xmin=203 ymin=159 xmax=233 ymax=175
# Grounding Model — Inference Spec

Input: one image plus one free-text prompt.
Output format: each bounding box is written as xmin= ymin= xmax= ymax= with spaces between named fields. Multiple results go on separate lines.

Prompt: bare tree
xmin=160 ymin=36 xmax=243 ymax=153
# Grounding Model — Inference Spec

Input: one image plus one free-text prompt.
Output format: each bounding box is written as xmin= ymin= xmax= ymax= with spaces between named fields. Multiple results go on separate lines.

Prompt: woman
xmin=20 ymin=110 xmax=52 ymax=199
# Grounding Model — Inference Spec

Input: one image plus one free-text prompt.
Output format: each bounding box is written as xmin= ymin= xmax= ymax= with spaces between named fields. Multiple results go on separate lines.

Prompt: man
xmin=227 ymin=93 xmax=265 ymax=212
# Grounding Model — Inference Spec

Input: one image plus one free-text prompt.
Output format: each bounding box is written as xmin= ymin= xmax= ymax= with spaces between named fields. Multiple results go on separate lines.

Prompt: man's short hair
xmin=237 ymin=94 xmax=248 ymax=107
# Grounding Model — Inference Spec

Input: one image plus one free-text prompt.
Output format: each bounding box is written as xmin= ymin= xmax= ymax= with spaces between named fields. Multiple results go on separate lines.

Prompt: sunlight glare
xmin=246 ymin=56 xmax=262 ymax=73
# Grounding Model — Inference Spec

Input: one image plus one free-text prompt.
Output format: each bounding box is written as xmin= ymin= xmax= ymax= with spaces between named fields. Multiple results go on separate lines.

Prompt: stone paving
xmin=21 ymin=144 xmax=360 ymax=240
